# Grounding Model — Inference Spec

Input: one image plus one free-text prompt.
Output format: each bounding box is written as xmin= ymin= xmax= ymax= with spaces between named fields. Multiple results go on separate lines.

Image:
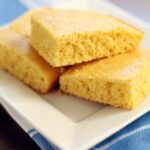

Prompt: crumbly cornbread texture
xmin=31 ymin=9 xmax=143 ymax=67
xmin=0 ymin=29 xmax=62 ymax=93
xmin=60 ymin=50 xmax=150 ymax=109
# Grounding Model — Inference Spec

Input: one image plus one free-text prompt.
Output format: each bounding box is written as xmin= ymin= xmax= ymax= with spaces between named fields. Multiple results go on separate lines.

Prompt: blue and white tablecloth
xmin=0 ymin=0 xmax=150 ymax=150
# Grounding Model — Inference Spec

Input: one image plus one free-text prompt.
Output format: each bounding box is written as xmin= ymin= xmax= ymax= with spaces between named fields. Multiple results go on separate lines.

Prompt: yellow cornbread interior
xmin=60 ymin=50 xmax=150 ymax=109
xmin=31 ymin=9 xmax=143 ymax=67
xmin=0 ymin=29 xmax=62 ymax=93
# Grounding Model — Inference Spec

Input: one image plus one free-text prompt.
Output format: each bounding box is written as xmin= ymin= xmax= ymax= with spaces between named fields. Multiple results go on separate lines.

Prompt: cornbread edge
xmin=0 ymin=28 xmax=62 ymax=93
xmin=60 ymin=50 xmax=150 ymax=109
xmin=31 ymin=9 xmax=143 ymax=67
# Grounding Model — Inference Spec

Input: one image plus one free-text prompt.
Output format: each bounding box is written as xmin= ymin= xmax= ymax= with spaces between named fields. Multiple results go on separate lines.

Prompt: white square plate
xmin=0 ymin=1 xmax=150 ymax=150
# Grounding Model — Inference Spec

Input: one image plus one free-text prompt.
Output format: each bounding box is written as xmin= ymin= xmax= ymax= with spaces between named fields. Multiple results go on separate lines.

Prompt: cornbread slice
xmin=10 ymin=8 xmax=49 ymax=36
xmin=0 ymin=28 xmax=63 ymax=93
xmin=10 ymin=10 xmax=33 ymax=36
xmin=60 ymin=50 xmax=150 ymax=109
xmin=31 ymin=9 xmax=143 ymax=67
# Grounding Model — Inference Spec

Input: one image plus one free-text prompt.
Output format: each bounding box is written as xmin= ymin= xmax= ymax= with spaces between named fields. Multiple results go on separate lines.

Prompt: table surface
xmin=0 ymin=105 xmax=40 ymax=150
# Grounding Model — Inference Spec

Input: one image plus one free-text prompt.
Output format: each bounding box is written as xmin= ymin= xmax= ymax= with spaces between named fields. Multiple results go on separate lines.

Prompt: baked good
xmin=31 ymin=9 xmax=143 ymax=67
xmin=2 ymin=8 xmax=64 ymax=93
xmin=0 ymin=28 xmax=63 ymax=93
xmin=10 ymin=10 xmax=33 ymax=36
xmin=60 ymin=50 xmax=150 ymax=109
xmin=10 ymin=8 xmax=49 ymax=36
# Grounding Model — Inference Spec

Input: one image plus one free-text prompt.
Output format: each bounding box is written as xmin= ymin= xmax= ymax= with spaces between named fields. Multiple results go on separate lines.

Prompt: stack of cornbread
xmin=1 ymin=8 xmax=150 ymax=109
